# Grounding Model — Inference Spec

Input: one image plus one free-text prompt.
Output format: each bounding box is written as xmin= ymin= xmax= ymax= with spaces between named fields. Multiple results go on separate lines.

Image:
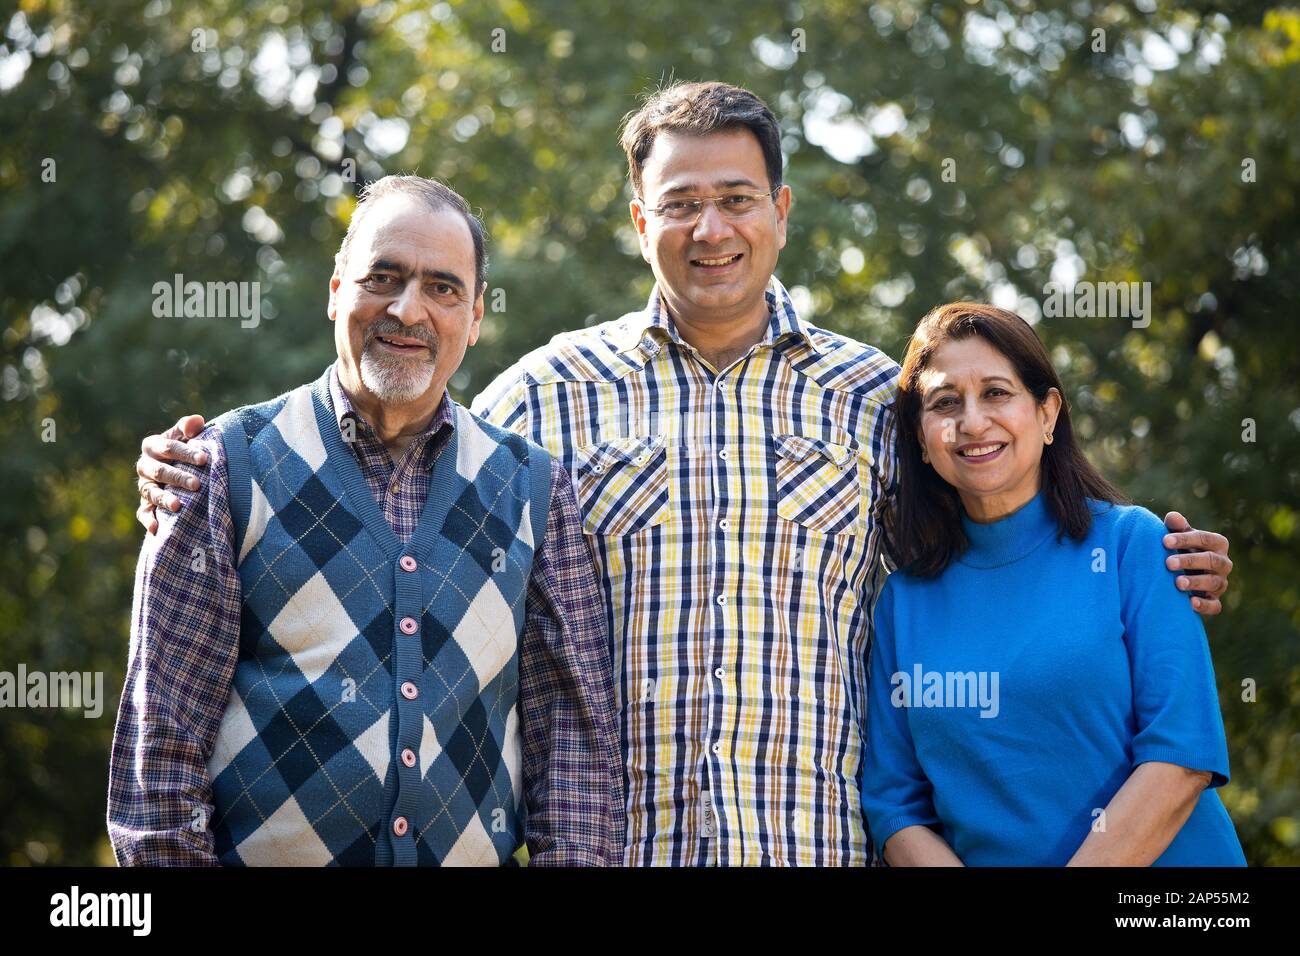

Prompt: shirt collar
xmin=611 ymin=275 xmax=826 ymax=358
xmin=327 ymin=362 xmax=455 ymax=466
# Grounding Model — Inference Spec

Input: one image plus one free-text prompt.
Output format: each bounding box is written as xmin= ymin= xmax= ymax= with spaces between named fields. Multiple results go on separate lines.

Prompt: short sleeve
xmin=1117 ymin=507 xmax=1232 ymax=788
xmin=861 ymin=575 xmax=942 ymax=853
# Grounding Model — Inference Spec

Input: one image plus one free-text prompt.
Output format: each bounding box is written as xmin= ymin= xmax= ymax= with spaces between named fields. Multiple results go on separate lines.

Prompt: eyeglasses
xmin=642 ymin=189 xmax=779 ymax=223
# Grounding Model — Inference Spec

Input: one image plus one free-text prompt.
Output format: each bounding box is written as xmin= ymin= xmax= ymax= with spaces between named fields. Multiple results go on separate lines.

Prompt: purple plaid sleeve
xmin=519 ymin=459 xmax=624 ymax=866
xmin=107 ymin=424 xmax=239 ymax=866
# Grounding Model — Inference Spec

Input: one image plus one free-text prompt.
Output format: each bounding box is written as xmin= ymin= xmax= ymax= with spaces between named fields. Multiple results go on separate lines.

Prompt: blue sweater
xmin=862 ymin=492 xmax=1245 ymax=866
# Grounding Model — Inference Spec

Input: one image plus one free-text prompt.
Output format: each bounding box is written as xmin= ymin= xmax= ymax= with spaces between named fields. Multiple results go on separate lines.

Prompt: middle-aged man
xmin=110 ymin=176 xmax=622 ymax=866
xmin=135 ymin=82 xmax=1234 ymax=866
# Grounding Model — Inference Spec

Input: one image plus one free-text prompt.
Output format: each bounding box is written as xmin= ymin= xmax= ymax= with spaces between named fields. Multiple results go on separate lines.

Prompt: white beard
xmin=360 ymin=346 xmax=436 ymax=403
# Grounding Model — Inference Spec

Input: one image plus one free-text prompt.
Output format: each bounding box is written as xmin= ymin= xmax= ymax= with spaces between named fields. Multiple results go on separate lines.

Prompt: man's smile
xmin=373 ymin=334 xmax=431 ymax=354
xmin=689 ymin=251 xmax=744 ymax=273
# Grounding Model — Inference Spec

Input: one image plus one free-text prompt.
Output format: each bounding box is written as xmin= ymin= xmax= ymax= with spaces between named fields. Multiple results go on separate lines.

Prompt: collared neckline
xmin=610 ymin=276 xmax=827 ymax=359
xmin=959 ymin=490 xmax=1060 ymax=568
xmin=327 ymin=362 xmax=454 ymax=469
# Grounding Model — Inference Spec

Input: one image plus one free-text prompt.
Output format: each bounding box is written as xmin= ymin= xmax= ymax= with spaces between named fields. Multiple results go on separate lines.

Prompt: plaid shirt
xmin=108 ymin=364 xmax=622 ymax=866
xmin=473 ymin=277 xmax=900 ymax=865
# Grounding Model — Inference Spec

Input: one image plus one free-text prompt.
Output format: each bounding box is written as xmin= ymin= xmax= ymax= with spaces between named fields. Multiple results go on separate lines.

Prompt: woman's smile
xmin=954 ymin=441 xmax=1008 ymax=464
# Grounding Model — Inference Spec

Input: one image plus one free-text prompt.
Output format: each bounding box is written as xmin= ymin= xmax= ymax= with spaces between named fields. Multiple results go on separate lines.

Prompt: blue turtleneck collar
xmin=959 ymin=491 xmax=1061 ymax=568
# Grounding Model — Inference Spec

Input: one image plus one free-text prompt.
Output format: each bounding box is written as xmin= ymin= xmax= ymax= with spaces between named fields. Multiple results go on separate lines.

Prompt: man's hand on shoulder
xmin=136 ymin=414 xmax=209 ymax=534
xmin=1161 ymin=511 xmax=1233 ymax=617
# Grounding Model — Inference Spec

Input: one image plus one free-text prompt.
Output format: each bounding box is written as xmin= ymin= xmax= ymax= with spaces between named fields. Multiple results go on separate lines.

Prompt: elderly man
xmin=135 ymin=83 xmax=1234 ymax=866
xmin=109 ymin=176 xmax=622 ymax=866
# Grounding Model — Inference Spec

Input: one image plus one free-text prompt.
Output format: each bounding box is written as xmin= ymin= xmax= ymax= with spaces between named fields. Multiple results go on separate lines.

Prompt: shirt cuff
xmin=1131 ymin=747 xmax=1230 ymax=789
xmin=110 ymin=830 xmax=221 ymax=867
xmin=527 ymin=841 xmax=615 ymax=867
xmin=869 ymin=813 xmax=943 ymax=859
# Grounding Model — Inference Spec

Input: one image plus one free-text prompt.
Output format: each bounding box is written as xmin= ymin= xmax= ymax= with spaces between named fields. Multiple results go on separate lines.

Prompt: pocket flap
xmin=581 ymin=435 xmax=666 ymax=475
xmin=773 ymin=434 xmax=853 ymax=469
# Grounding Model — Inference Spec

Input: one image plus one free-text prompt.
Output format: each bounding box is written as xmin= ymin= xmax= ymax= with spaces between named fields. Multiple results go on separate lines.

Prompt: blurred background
xmin=0 ymin=0 xmax=1296 ymax=866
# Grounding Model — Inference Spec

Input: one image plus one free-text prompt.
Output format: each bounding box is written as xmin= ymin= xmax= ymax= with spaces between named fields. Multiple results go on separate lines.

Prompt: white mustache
xmin=364 ymin=319 xmax=438 ymax=356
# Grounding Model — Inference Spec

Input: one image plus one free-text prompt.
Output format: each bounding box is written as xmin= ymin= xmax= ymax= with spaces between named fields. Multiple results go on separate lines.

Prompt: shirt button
xmin=718 ymin=518 xmax=730 ymax=531
xmin=714 ymin=667 xmax=725 ymax=679
xmin=392 ymin=816 xmax=409 ymax=837
xmin=400 ymin=681 xmax=418 ymax=700
xmin=593 ymin=465 xmax=605 ymax=474
xmin=401 ymin=748 xmax=417 ymax=768
xmin=399 ymin=617 xmax=419 ymax=635
xmin=711 ymin=742 xmax=722 ymax=755
xmin=716 ymin=595 xmax=727 ymax=606
xmin=718 ymin=449 xmax=729 ymax=460
xmin=399 ymin=555 xmax=418 ymax=572
xmin=390 ymin=482 xmax=400 ymax=495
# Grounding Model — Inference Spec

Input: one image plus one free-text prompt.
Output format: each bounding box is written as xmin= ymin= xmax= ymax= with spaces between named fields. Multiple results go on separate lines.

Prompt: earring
xmin=920 ymin=447 xmax=930 ymax=463
xmin=1044 ymin=432 xmax=1054 ymax=445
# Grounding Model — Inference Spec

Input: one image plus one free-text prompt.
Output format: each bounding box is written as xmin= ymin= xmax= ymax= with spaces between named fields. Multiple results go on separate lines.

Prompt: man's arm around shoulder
xmin=108 ymin=425 xmax=242 ymax=865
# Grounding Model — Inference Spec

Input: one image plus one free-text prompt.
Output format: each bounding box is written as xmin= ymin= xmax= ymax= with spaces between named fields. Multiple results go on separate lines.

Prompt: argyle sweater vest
xmin=204 ymin=368 xmax=552 ymax=866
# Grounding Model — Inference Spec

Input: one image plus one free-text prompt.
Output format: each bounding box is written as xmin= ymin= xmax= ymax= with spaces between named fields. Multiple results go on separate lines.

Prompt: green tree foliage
xmin=1 ymin=0 xmax=1296 ymax=864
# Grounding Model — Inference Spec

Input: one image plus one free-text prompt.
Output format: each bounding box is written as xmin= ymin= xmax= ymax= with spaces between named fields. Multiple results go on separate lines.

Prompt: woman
xmin=863 ymin=302 xmax=1245 ymax=866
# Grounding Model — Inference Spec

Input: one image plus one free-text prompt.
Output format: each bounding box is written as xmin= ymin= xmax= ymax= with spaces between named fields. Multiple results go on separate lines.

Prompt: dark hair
xmin=887 ymin=302 xmax=1128 ymax=578
xmin=335 ymin=174 xmax=487 ymax=297
xmin=618 ymin=80 xmax=783 ymax=198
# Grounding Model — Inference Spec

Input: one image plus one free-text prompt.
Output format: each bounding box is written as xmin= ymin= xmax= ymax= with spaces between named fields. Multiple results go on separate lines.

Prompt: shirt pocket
xmin=773 ymin=434 xmax=861 ymax=536
xmin=574 ymin=435 xmax=670 ymax=536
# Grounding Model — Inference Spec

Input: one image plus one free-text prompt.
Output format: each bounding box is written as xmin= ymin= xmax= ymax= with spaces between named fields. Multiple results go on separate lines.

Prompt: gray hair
xmin=334 ymin=175 xmax=487 ymax=297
